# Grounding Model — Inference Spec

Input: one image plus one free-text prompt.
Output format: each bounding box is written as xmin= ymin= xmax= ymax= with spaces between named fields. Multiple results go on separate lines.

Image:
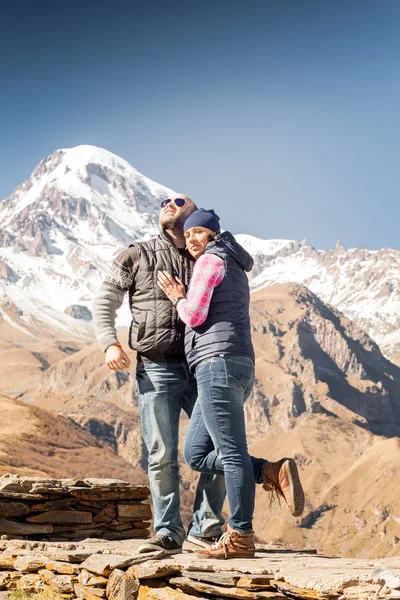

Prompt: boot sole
xmin=196 ymin=552 xmax=255 ymax=559
xmin=284 ymin=459 xmax=305 ymax=517
xmin=138 ymin=543 xmax=182 ymax=555
xmin=187 ymin=534 xmax=220 ymax=549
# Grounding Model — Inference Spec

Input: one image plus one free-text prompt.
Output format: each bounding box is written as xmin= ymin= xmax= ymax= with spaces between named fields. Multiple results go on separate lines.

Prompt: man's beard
xmin=160 ymin=213 xmax=185 ymax=231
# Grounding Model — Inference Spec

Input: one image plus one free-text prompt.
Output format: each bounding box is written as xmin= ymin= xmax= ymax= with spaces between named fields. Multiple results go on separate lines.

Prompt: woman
xmin=157 ymin=209 xmax=304 ymax=559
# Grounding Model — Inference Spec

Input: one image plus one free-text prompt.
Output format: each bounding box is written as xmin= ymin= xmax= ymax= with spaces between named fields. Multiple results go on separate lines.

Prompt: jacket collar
xmin=160 ymin=228 xmax=177 ymax=247
xmin=159 ymin=229 xmax=193 ymax=260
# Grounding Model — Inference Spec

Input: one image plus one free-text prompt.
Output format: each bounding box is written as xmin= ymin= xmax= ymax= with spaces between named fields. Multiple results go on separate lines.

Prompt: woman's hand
xmin=157 ymin=271 xmax=186 ymax=302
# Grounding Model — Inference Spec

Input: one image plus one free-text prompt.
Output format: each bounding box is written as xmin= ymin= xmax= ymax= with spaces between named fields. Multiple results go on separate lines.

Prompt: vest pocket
xmin=136 ymin=313 xmax=146 ymax=342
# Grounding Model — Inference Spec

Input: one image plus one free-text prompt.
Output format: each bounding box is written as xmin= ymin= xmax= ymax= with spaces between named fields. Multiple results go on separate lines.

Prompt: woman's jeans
xmin=184 ymin=355 xmax=266 ymax=533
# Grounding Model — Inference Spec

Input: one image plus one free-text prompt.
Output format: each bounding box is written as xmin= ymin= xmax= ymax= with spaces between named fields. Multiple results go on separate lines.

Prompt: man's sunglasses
xmin=160 ymin=198 xmax=186 ymax=208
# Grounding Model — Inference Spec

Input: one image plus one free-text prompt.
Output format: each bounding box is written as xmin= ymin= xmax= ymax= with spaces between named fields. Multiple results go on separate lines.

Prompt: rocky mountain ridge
xmin=247 ymin=283 xmax=400 ymax=437
xmin=0 ymin=145 xmax=171 ymax=343
xmin=1 ymin=145 xmax=400 ymax=360
xmin=236 ymin=235 xmax=400 ymax=362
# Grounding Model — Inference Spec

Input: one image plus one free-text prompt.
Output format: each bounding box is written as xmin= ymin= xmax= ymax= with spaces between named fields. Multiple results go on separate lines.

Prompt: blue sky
xmin=1 ymin=0 xmax=399 ymax=249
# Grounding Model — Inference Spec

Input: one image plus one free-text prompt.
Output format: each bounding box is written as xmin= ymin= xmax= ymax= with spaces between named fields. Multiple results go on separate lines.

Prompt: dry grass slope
xmin=0 ymin=395 xmax=146 ymax=483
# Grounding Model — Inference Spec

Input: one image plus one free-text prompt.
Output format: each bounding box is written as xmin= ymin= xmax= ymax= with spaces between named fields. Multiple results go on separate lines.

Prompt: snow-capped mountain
xmin=0 ymin=145 xmax=172 ymax=341
xmin=236 ymin=235 xmax=400 ymax=360
xmin=1 ymin=145 xmax=399 ymax=361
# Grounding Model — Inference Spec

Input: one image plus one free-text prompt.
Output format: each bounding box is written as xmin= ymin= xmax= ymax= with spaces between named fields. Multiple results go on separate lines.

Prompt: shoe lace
xmin=210 ymin=531 xmax=232 ymax=558
xmin=154 ymin=535 xmax=172 ymax=544
xmin=263 ymin=476 xmax=283 ymax=507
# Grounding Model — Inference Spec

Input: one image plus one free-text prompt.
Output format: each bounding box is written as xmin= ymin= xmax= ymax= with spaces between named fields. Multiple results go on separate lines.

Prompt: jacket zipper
xmin=179 ymin=254 xmax=183 ymax=283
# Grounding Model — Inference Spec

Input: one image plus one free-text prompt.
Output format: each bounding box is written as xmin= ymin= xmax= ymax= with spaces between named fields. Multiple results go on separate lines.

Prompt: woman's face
xmin=184 ymin=226 xmax=215 ymax=259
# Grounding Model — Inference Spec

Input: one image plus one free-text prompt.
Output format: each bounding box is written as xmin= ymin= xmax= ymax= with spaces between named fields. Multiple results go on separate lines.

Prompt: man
xmin=93 ymin=195 xmax=226 ymax=554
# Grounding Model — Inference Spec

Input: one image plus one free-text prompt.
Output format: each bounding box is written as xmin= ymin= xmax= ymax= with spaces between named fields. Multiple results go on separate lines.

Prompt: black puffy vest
xmin=128 ymin=231 xmax=194 ymax=360
xmin=184 ymin=232 xmax=255 ymax=370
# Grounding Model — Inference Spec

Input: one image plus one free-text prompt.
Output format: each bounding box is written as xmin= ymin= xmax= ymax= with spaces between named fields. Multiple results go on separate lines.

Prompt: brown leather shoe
xmin=196 ymin=526 xmax=255 ymax=559
xmin=263 ymin=458 xmax=305 ymax=517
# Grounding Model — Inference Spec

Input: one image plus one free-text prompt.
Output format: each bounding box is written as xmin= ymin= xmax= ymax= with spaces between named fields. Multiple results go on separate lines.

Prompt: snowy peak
xmin=237 ymin=236 xmax=400 ymax=361
xmin=234 ymin=234 xmax=298 ymax=257
xmin=235 ymin=235 xmax=305 ymax=277
xmin=0 ymin=145 xmax=173 ymax=256
xmin=0 ymin=146 xmax=176 ymax=341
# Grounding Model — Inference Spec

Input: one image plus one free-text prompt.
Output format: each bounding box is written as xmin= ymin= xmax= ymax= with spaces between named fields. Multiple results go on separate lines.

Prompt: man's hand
xmin=157 ymin=271 xmax=186 ymax=302
xmin=105 ymin=344 xmax=131 ymax=371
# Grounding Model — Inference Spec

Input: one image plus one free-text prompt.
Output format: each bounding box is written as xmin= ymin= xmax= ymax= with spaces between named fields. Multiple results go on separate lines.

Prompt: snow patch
xmin=235 ymin=234 xmax=295 ymax=256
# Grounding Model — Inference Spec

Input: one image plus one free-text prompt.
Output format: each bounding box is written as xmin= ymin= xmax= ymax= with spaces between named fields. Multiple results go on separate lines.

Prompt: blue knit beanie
xmin=183 ymin=208 xmax=221 ymax=233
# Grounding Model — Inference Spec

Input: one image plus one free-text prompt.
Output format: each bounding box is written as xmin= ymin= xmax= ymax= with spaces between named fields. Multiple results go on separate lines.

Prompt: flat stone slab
xmin=117 ymin=504 xmax=152 ymax=521
xmin=16 ymin=572 xmax=43 ymax=591
xmin=256 ymin=543 xmax=317 ymax=555
xmin=170 ymin=576 xmax=285 ymax=598
xmin=137 ymin=585 xmax=208 ymax=599
xmin=44 ymin=560 xmax=81 ymax=574
xmin=74 ymin=583 xmax=107 ymax=599
xmin=27 ymin=509 xmax=93 ymax=524
xmin=0 ymin=520 xmax=53 ymax=535
xmin=0 ymin=475 xmax=150 ymax=499
xmin=162 ymin=551 xmax=400 ymax=596
xmin=44 ymin=549 xmax=95 ymax=563
xmin=0 ymin=537 xmax=400 ymax=598
xmin=0 ymin=502 xmax=30 ymax=519
xmin=0 ymin=476 xmax=62 ymax=494
xmin=13 ymin=555 xmax=47 ymax=573
xmin=130 ymin=560 xmax=181 ymax=580
xmin=78 ymin=569 xmax=109 ymax=587
xmin=82 ymin=479 xmax=132 ymax=488
xmin=180 ymin=570 xmax=248 ymax=587
xmin=179 ymin=572 xmax=274 ymax=590
xmin=80 ymin=554 xmax=137 ymax=576
xmin=39 ymin=569 xmax=76 ymax=593
xmin=0 ymin=492 xmax=60 ymax=501
xmin=69 ymin=488 xmax=150 ymax=501
xmin=0 ymin=572 xmax=21 ymax=589
xmin=106 ymin=569 xmax=139 ymax=600
xmin=0 ymin=557 xmax=15 ymax=570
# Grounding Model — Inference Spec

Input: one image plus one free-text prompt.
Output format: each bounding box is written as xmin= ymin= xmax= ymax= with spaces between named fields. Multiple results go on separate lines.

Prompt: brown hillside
xmin=245 ymin=284 xmax=400 ymax=557
xmin=0 ymin=394 xmax=146 ymax=484
xmin=0 ymin=315 xmax=82 ymax=400
xmin=250 ymin=413 xmax=400 ymax=558
xmin=247 ymin=283 xmax=400 ymax=437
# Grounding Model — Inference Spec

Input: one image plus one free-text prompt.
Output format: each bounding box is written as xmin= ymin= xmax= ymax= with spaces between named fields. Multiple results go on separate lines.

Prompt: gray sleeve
xmin=93 ymin=246 xmax=139 ymax=352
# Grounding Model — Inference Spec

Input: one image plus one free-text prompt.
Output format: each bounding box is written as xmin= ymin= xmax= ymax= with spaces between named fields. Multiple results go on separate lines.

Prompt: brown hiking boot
xmin=196 ymin=526 xmax=255 ymax=559
xmin=263 ymin=458 xmax=305 ymax=517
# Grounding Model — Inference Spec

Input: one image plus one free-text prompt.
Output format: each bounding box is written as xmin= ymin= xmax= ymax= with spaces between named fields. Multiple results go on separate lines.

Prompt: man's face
xmin=159 ymin=195 xmax=195 ymax=230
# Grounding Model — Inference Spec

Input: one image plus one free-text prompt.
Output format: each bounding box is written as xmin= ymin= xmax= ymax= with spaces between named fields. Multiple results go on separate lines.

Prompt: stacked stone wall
xmin=0 ymin=476 xmax=150 ymax=541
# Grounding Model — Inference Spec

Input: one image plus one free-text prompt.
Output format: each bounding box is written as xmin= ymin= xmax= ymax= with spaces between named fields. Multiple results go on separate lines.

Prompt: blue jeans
xmin=184 ymin=355 xmax=266 ymax=533
xmin=136 ymin=359 xmax=226 ymax=545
